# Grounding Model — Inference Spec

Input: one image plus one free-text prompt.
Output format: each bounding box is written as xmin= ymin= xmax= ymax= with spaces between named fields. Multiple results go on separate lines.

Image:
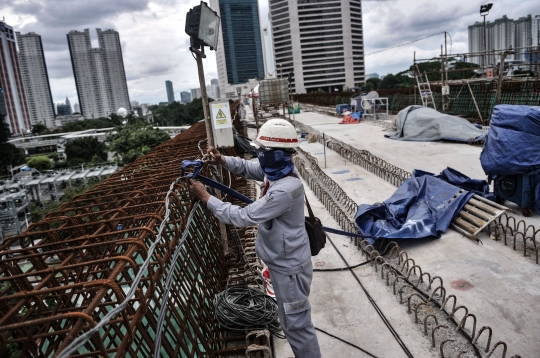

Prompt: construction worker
xmin=189 ymin=119 xmax=321 ymax=357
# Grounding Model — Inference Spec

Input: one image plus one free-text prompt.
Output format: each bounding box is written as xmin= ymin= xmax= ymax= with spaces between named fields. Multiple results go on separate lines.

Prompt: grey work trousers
xmin=269 ymin=261 xmax=322 ymax=358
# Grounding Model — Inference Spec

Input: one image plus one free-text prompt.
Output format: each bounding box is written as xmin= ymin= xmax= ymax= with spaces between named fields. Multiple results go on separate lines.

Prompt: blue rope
xmin=182 ymin=160 xmax=371 ymax=239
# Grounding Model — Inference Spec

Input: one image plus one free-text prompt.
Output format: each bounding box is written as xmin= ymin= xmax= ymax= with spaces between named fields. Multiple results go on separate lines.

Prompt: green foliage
xmin=379 ymin=71 xmax=414 ymax=89
xmin=48 ymin=152 xmax=60 ymax=162
xmin=108 ymin=124 xmax=170 ymax=164
xmin=376 ymin=59 xmax=482 ymax=90
xmin=0 ymin=121 xmax=26 ymax=175
xmin=27 ymin=156 xmax=51 ymax=171
xmin=65 ymin=137 xmax=107 ymax=166
xmin=62 ymin=117 xmax=116 ymax=132
xmin=362 ymin=78 xmax=381 ymax=91
xmin=151 ymin=98 xmax=208 ymax=126
xmin=32 ymin=122 xmax=48 ymax=135
xmin=53 ymin=161 xmax=69 ymax=169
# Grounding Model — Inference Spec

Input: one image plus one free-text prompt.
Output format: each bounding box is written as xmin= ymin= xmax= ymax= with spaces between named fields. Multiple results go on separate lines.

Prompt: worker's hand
xmin=189 ymin=179 xmax=211 ymax=203
xmin=206 ymin=147 xmax=226 ymax=165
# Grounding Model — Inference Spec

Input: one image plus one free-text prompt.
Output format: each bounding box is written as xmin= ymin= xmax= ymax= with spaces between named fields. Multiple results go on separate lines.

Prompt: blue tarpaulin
xmin=480 ymin=105 xmax=540 ymax=214
xmin=480 ymin=105 xmax=540 ymax=175
xmin=355 ymin=169 xmax=476 ymax=244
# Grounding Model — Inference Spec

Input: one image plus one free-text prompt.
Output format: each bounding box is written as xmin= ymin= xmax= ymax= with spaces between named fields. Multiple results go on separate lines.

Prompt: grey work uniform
xmin=206 ymin=156 xmax=322 ymax=358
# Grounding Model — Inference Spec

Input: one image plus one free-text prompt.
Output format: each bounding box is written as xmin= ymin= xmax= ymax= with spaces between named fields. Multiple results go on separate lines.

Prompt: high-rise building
xmin=468 ymin=14 xmax=540 ymax=66
xmin=57 ymin=96 xmax=72 ymax=116
xmin=0 ymin=87 xmax=7 ymax=121
xmin=210 ymin=0 xmax=265 ymax=99
xmin=165 ymin=80 xmax=174 ymax=103
xmin=0 ymin=21 xmax=31 ymax=134
xmin=67 ymin=28 xmax=130 ymax=119
xmin=191 ymin=88 xmax=201 ymax=101
xmin=210 ymin=78 xmax=220 ymax=99
xmin=268 ymin=0 xmax=365 ymax=93
xmin=73 ymin=102 xmax=80 ymax=113
xmin=206 ymin=83 xmax=220 ymax=100
xmin=16 ymin=32 xmax=56 ymax=128
xmin=180 ymin=91 xmax=191 ymax=103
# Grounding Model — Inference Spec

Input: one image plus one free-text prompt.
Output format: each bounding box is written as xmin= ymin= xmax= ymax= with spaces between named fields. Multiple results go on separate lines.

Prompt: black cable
xmin=313 ymin=260 xmax=369 ymax=271
xmin=315 ymin=327 xmax=379 ymax=358
xmin=313 ymin=243 xmax=392 ymax=272
xmin=325 ymin=233 xmax=415 ymax=358
xmin=365 ymin=32 xmax=446 ymax=56
xmin=213 ymin=285 xmax=286 ymax=339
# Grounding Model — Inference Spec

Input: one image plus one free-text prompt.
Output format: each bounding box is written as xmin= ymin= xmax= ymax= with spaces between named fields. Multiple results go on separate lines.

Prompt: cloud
xmin=363 ymin=0 xmax=539 ymax=75
xmin=4 ymin=0 xmax=210 ymax=105
xmin=3 ymin=0 xmax=538 ymax=105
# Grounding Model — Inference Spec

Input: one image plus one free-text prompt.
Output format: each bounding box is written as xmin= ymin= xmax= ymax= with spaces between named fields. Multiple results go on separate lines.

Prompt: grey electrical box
xmin=209 ymin=101 xmax=234 ymax=148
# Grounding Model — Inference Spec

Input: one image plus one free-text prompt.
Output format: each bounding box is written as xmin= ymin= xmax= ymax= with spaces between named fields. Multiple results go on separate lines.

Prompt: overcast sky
xmin=3 ymin=0 xmax=539 ymax=106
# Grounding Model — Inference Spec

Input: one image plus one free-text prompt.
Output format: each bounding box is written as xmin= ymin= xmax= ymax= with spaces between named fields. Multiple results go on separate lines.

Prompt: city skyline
xmin=2 ymin=0 xmax=539 ymax=105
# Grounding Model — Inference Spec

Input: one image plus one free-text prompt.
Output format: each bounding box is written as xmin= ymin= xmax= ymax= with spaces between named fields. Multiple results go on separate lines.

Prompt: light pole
xmin=480 ymin=4 xmax=493 ymax=76
xmin=236 ymin=86 xmax=242 ymax=103
xmin=185 ymin=2 xmax=228 ymax=256
xmin=185 ymin=1 xmax=220 ymax=147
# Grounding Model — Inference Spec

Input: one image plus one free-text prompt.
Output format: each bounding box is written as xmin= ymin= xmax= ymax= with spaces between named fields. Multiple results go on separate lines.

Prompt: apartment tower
xmin=0 ymin=21 xmax=31 ymax=134
xmin=165 ymin=80 xmax=174 ymax=103
xmin=16 ymin=32 xmax=56 ymax=128
xmin=468 ymin=14 xmax=540 ymax=66
xmin=67 ymin=28 xmax=130 ymax=119
xmin=210 ymin=0 xmax=265 ymax=98
xmin=268 ymin=0 xmax=365 ymax=93
xmin=180 ymin=91 xmax=191 ymax=103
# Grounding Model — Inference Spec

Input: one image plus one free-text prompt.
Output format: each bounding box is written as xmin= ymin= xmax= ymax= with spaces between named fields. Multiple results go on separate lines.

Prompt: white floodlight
xmin=185 ymin=1 xmax=220 ymax=50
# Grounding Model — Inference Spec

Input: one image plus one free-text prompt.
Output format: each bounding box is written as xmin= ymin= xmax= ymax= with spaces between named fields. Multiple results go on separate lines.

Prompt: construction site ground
xmin=263 ymin=110 xmax=540 ymax=357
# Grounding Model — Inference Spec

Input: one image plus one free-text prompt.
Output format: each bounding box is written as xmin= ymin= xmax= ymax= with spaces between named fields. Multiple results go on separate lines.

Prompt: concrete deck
xmin=271 ymin=111 xmax=540 ymax=357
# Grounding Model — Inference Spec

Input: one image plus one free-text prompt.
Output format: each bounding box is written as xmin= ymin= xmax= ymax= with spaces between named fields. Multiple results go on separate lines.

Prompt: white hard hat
xmin=253 ymin=119 xmax=299 ymax=149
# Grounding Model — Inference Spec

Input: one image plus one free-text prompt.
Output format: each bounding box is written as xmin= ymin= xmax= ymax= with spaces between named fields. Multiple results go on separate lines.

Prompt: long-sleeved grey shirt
xmin=206 ymin=156 xmax=311 ymax=274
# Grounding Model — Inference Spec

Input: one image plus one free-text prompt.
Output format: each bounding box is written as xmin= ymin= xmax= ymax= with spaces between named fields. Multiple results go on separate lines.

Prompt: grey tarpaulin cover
xmin=385 ymin=105 xmax=486 ymax=142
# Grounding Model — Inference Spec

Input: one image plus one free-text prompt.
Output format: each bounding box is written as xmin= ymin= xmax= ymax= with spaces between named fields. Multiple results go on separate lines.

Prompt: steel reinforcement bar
xmin=0 ymin=122 xmax=263 ymax=357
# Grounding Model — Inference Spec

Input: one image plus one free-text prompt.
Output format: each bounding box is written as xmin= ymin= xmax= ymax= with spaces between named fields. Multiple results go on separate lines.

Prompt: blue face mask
xmin=257 ymin=149 xmax=295 ymax=181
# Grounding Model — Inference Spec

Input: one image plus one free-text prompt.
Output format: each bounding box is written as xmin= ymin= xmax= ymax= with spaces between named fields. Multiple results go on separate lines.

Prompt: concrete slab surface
xmin=287 ymin=113 xmax=540 ymax=357
xmin=274 ymin=183 xmax=434 ymax=358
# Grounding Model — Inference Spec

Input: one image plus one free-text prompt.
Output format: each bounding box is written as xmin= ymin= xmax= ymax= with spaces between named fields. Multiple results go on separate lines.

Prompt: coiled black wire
xmin=213 ymin=285 xmax=285 ymax=338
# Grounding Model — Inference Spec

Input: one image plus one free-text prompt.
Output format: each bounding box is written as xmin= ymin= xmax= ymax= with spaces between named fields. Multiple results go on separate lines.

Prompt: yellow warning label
xmin=216 ymin=109 xmax=227 ymax=119
xmin=215 ymin=108 xmax=228 ymax=125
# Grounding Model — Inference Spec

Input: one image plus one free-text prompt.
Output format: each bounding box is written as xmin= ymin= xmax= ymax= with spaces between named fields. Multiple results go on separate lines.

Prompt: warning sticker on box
xmin=210 ymin=102 xmax=232 ymax=129
xmin=215 ymin=109 xmax=228 ymax=125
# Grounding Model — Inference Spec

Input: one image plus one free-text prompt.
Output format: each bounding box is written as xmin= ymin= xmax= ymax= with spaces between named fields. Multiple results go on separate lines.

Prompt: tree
xmin=0 ymin=121 xmax=26 ymax=175
xmin=32 ymin=122 xmax=48 ymax=135
xmin=108 ymin=124 xmax=170 ymax=164
xmin=378 ymin=72 xmax=414 ymax=89
xmin=363 ymin=78 xmax=381 ymax=91
xmin=27 ymin=156 xmax=51 ymax=171
xmin=151 ymin=98 xmax=208 ymax=126
xmin=65 ymin=137 xmax=107 ymax=166
xmin=449 ymin=61 xmax=480 ymax=80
